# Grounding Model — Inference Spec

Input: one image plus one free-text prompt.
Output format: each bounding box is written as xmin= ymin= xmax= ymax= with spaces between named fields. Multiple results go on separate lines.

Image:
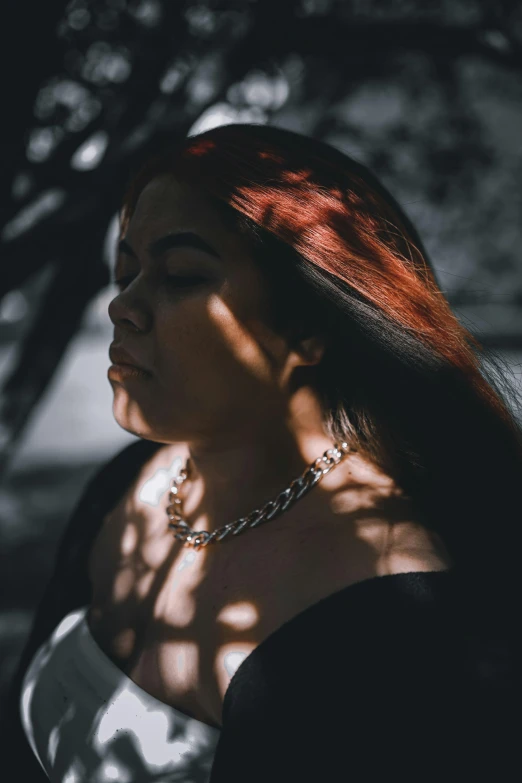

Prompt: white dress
xmin=20 ymin=605 xmax=221 ymax=783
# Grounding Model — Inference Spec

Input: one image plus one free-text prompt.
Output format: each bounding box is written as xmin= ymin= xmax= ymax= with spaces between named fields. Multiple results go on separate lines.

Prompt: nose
xmin=107 ymin=290 xmax=149 ymax=333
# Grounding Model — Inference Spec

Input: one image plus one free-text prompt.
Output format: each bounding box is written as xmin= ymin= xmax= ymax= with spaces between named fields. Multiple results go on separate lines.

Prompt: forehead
xmin=126 ymin=174 xmax=233 ymax=244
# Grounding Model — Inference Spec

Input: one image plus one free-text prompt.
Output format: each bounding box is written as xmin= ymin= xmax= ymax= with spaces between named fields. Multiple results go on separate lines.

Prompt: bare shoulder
xmin=302 ymin=451 xmax=454 ymax=591
xmin=330 ymin=502 xmax=454 ymax=585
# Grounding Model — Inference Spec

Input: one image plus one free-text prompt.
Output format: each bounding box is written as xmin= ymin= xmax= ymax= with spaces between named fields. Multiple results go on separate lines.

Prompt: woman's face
xmin=107 ymin=174 xmax=321 ymax=448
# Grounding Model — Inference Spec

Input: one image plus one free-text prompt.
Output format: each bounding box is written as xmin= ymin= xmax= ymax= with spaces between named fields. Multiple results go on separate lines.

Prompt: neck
xmin=170 ymin=390 xmax=352 ymax=536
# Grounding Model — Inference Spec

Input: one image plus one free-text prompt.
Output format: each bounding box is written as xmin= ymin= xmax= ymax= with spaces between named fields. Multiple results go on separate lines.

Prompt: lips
xmin=109 ymin=344 xmax=149 ymax=372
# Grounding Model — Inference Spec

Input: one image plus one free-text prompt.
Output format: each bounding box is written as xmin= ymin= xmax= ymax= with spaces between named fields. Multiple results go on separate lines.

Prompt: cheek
xmin=156 ymin=296 xmax=283 ymax=388
xmin=204 ymin=295 xmax=286 ymax=384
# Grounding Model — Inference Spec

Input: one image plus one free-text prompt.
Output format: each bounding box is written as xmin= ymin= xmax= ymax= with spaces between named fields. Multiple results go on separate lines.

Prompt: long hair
xmin=120 ymin=123 xmax=522 ymax=646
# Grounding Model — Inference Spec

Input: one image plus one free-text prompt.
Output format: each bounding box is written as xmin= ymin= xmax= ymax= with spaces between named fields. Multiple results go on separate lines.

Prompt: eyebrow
xmin=117 ymin=232 xmax=222 ymax=263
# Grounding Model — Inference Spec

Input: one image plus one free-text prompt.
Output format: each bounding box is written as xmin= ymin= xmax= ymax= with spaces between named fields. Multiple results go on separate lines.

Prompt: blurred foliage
xmin=1 ymin=0 xmax=522 ymax=479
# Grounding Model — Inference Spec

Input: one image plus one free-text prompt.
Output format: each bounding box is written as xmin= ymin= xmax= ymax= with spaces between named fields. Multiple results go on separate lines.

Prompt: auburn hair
xmin=120 ymin=123 xmax=522 ymax=646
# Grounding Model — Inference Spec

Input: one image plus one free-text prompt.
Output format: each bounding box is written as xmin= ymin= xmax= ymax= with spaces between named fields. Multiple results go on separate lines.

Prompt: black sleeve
xmin=209 ymin=596 xmax=520 ymax=782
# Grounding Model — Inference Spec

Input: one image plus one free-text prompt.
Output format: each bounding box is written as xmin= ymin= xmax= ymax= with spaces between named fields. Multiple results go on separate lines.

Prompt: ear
xmin=294 ymin=333 xmax=326 ymax=367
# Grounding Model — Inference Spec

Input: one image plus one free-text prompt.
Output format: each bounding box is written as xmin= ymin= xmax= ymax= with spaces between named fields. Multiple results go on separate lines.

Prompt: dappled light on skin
xmin=216 ymin=600 xmax=259 ymax=632
xmin=215 ymin=602 xmax=260 ymax=688
xmin=176 ymin=548 xmax=198 ymax=572
xmin=171 ymin=640 xmax=199 ymax=693
xmin=113 ymin=566 xmax=138 ymax=603
xmin=138 ymin=455 xmax=184 ymax=506
xmin=221 ymin=649 xmax=249 ymax=680
xmin=120 ymin=524 xmax=138 ymax=557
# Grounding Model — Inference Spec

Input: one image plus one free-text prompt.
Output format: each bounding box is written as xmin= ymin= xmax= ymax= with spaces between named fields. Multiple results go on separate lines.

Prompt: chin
xmin=114 ymin=417 xmax=171 ymax=445
xmin=111 ymin=406 xmax=148 ymax=438
xmin=115 ymin=421 xmax=145 ymax=439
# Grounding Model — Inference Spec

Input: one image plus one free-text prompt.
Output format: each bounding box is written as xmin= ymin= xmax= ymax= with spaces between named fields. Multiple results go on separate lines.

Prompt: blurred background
xmin=1 ymin=0 xmax=521 ymax=718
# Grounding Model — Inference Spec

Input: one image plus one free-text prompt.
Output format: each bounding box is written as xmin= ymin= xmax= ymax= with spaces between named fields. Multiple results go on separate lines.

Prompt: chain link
xmin=166 ymin=441 xmax=354 ymax=550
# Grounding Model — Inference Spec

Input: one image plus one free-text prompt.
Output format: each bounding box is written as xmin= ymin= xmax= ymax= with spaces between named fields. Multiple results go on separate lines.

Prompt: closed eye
xmin=114 ymin=275 xmax=206 ymax=290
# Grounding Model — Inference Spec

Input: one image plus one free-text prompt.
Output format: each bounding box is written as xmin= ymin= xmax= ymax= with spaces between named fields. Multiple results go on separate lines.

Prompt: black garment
xmin=2 ymin=439 xmax=520 ymax=781
xmin=211 ymin=568 xmax=520 ymax=781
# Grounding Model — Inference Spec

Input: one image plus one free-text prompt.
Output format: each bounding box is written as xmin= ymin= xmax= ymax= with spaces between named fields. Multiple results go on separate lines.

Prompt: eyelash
xmin=114 ymin=275 xmax=206 ymax=290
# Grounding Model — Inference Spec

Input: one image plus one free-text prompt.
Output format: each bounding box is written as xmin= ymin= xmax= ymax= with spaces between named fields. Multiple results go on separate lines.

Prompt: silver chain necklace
xmin=166 ymin=441 xmax=355 ymax=550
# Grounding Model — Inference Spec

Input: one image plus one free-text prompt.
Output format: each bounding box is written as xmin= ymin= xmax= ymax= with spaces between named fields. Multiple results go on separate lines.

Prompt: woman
xmin=5 ymin=123 xmax=521 ymax=782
